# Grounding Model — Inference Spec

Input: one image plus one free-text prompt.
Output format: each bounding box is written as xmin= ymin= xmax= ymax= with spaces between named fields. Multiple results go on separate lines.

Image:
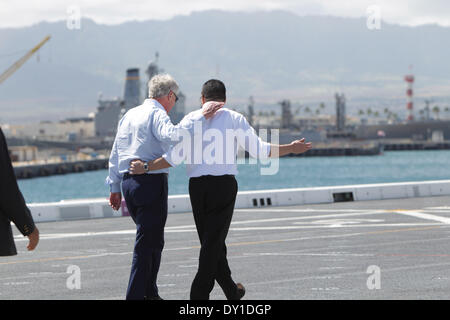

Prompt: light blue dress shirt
xmin=105 ymin=99 xmax=205 ymax=193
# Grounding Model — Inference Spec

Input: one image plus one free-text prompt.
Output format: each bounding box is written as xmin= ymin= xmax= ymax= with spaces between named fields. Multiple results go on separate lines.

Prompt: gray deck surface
xmin=2 ymin=195 xmax=450 ymax=300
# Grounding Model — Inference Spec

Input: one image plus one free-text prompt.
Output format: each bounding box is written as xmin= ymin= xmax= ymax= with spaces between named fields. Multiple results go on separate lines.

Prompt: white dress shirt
xmin=106 ymin=99 xmax=205 ymax=192
xmin=165 ymin=107 xmax=271 ymax=178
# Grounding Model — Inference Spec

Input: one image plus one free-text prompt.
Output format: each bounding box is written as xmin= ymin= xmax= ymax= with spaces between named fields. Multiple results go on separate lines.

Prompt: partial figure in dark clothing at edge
xmin=0 ymin=127 xmax=39 ymax=256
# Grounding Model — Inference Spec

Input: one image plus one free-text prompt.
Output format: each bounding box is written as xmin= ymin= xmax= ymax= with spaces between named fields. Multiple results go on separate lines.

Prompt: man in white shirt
xmin=129 ymin=79 xmax=312 ymax=300
xmin=106 ymin=74 xmax=223 ymax=300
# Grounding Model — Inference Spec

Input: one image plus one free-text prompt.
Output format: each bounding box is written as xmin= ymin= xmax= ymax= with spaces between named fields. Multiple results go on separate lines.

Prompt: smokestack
xmin=124 ymin=68 xmax=141 ymax=110
xmin=335 ymin=93 xmax=346 ymax=131
xmin=280 ymin=100 xmax=292 ymax=129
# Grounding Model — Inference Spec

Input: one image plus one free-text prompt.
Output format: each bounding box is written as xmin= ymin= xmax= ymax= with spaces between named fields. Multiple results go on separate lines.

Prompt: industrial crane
xmin=0 ymin=35 xmax=51 ymax=84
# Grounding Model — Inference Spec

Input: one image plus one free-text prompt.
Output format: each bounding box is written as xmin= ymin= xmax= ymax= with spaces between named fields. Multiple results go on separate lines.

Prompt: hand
xmin=129 ymin=159 xmax=146 ymax=175
xmin=27 ymin=227 xmax=39 ymax=251
xmin=109 ymin=192 xmax=122 ymax=211
xmin=290 ymin=138 xmax=312 ymax=154
xmin=202 ymin=101 xmax=225 ymax=119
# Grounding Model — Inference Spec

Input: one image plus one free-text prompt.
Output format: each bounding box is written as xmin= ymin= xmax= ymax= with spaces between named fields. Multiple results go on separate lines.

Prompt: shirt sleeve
xmin=235 ymin=114 xmax=271 ymax=159
xmin=151 ymin=109 xmax=204 ymax=146
xmin=0 ymin=129 xmax=36 ymax=236
xmin=160 ymin=112 xmax=196 ymax=166
xmin=105 ymin=134 xmax=122 ymax=193
xmin=161 ymin=144 xmax=176 ymax=167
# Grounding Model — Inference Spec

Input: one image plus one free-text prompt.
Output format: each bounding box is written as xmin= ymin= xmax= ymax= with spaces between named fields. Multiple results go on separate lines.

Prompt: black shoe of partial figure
xmin=236 ymin=283 xmax=245 ymax=300
xmin=145 ymin=295 xmax=163 ymax=300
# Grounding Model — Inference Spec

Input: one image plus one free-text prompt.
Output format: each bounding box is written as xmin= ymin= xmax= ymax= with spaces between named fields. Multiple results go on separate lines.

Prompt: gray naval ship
xmin=95 ymin=52 xmax=186 ymax=139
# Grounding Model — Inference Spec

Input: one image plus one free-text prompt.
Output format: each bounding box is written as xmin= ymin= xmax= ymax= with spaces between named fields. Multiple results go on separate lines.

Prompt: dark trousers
xmin=121 ymin=173 xmax=168 ymax=300
xmin=0 ymin=214 xmax=17 ymax=256
xmin=189 ymin=174 xmax=239 ymax=300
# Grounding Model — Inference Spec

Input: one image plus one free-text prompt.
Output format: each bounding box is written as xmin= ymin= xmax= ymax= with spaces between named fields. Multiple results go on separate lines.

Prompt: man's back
xmin=113 ymin=100 xmax=171 ymax=174
xmin=180 ymin=107 xmax=271 ymax=178
xmin=107 ymin=98 xmax=209 ymax=193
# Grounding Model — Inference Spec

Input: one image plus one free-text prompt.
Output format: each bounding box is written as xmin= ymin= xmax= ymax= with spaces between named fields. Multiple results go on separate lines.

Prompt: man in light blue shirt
xmin=106 ymin=74 xmax=223 ymax=300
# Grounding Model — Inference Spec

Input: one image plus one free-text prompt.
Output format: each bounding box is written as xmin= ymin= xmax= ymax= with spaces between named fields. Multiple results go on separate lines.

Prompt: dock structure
xmin=13 ymin=158 xmax=108 ymax=179
xmin=290 ymin=142 xmax=382 ymax=157
xmin=240 ymin=142 xmax=383 ymax=158
xmin=382 ymin=140 xmax=450 ymax=151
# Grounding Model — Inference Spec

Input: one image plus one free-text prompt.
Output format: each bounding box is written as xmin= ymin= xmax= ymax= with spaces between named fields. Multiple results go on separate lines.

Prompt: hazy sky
xmin=1 ymin=0 xmax=450 ymax=28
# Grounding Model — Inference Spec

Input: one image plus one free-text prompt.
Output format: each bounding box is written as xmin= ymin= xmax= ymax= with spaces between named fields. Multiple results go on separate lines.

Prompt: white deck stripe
xmin=395 ymin=210 xmax=450 ymax=224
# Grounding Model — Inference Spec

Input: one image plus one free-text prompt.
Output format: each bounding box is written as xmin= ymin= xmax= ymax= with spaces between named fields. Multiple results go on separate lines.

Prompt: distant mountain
xmin=1 ymin=10 xmax=450 ymax=123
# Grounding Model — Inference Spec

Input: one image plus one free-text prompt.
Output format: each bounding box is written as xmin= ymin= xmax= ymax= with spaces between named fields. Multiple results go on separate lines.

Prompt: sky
xmin=1 ymin=0 xmax=450 ymax=28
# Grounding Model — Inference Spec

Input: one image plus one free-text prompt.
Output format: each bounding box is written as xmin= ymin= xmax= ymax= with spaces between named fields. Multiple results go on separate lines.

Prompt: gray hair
xmin=148 ymin=74 xmax=179 ymax=99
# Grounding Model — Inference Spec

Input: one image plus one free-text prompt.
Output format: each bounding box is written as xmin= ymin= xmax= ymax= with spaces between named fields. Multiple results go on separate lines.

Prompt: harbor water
xmin=17 ymin=150 xmax=450 ymax=204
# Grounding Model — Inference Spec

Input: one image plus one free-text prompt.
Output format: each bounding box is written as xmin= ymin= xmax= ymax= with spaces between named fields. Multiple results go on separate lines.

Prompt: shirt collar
xmin=144 ymin=98 xmax=166 ymax=112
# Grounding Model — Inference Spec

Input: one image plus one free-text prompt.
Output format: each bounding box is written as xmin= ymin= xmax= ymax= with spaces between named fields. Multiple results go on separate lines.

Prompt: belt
xmin=124 ymin=172 xmax=168 ymax=178
xmin=190 ymin=174 xmax=235 ymax=180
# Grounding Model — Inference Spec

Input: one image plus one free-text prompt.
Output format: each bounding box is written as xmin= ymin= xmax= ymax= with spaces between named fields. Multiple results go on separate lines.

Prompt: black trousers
xmin=121 ymin=173 xmax=168 ymax=300
xmin=0 ymin=214 xmax=16 ymax=256
xmin=189 ymin=174 xmax=239 ymax=300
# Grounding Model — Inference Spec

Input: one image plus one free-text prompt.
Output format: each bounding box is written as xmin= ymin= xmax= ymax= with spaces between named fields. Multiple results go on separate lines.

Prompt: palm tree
xmin=304 ymin=106 xmax=311 ymax=115
xmin=383 ymin=107 xmax=391 ymax=120
xmin=432 ymin=106 xmax=440 ymax=120
xmin=393 ymin=113 xmax=399 ymax=122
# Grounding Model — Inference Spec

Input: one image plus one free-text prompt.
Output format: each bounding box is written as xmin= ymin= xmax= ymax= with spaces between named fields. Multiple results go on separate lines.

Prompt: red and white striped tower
xmin=405 ymin=70 xmax=414 ymax=122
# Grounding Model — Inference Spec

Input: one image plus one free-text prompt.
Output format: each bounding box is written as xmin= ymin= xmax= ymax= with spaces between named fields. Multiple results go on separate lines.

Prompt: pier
xmin=290 ymin=142 xmax=382 ymax=157
xmin=13 ymin=158 xmax=109 ymax=179
xmin=382 ymin=140 xmax=450 ymax=151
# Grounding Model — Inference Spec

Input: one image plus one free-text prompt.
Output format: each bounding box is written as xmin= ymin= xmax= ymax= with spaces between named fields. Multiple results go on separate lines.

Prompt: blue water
xmin=17 ymin=150 xmax=450 ymax=204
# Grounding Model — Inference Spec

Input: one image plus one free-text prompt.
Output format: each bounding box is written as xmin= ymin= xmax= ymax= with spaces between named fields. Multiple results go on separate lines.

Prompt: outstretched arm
xmin=234 ymin=114 xmax=312 ymax=159
xmin=269 ymin=138 xmax=312 ymax=157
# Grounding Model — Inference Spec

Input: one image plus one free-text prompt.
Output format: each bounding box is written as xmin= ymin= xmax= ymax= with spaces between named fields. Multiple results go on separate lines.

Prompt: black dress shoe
xmin=236 ymin=283 xmax=245 ymax=300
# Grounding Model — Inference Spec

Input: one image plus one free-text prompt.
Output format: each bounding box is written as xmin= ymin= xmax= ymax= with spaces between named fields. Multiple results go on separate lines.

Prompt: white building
xmin=8 ymin=117 xmax=95 ymax=141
